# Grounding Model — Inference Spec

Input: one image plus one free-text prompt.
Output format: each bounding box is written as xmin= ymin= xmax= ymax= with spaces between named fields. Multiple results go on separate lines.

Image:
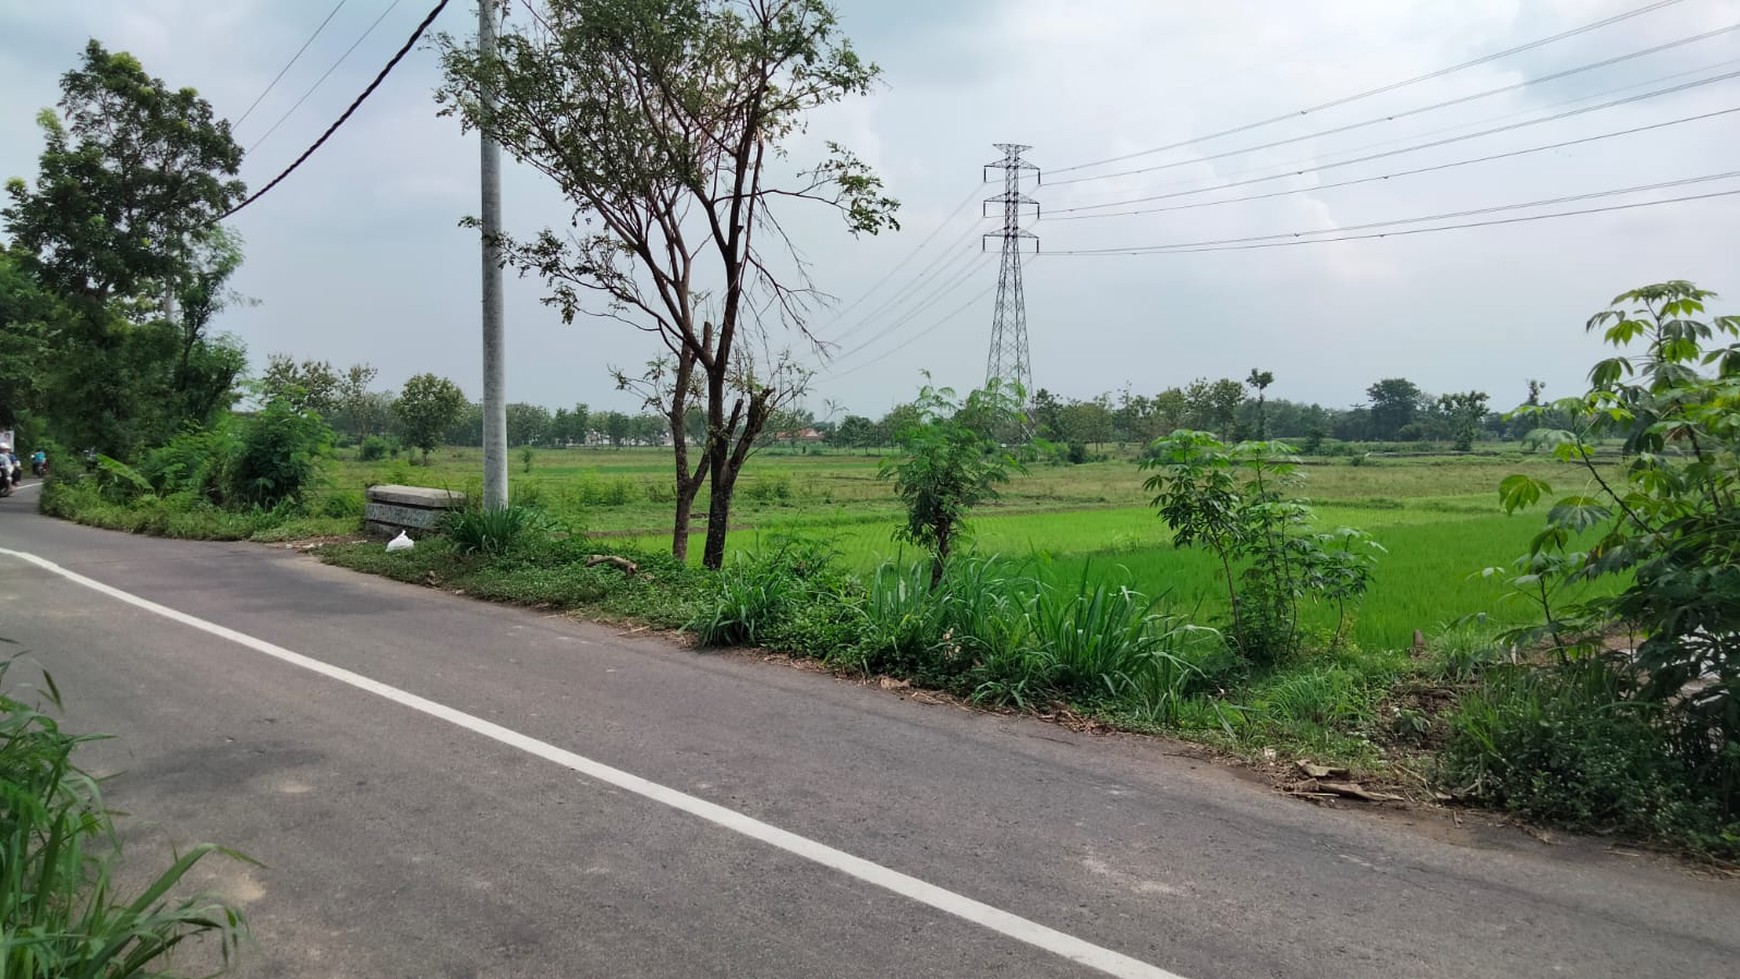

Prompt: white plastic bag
xmin=386 ymin=530 xmax=415 ymax=552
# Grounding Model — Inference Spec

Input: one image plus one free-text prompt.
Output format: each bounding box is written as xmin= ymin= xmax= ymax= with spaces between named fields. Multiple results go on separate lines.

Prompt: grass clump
xmin=0 ymin=660 xmax=250 ymax=976
xmin=441 ymin=505 xmax=550 ymax=557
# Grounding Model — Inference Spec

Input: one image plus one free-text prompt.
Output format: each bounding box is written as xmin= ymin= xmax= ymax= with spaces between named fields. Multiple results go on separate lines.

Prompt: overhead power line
xmin=1050 ymin=67 xmax=1740 ymax=215
xmin=1049 ymin=0 xmax=1690 ymax=176
xmin=1049 ymin=171 xmax=1740 ymax=255
xmin=1045 ymin=188 xmax=1740 ymax=256
xmin=820 ymin=215 xmax=988 ymax=345
xmin=1048 ymin=104 xmax=1740 ymax=221
xmin=816 ymin=182 xmax=985 ymax=334
xmin=247 ymin=0 xmax=409 ymax=155
xmin=1085 ymin=54 xmax=1740 ymax=205
xmin=1048 ymin=21 xmax=1740 ymax=188
xmin=822 ymin=277 xmax=1007 ymax=382
xmin=234 ymin=0 xmax=351 ymax=128
xmin=828 ymin=250 xmax=992 ymax=364
xmin=221 ymin=0 xmax=449 ymax=222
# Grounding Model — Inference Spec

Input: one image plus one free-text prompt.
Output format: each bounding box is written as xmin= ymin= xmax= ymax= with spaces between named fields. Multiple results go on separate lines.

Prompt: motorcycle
xmin=30 ymin=457 xmax=46 ymax=478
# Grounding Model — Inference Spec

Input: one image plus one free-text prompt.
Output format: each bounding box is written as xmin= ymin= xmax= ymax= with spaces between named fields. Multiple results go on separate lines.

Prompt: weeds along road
xmin=0 ymin=495 xmax=1735 ymax=978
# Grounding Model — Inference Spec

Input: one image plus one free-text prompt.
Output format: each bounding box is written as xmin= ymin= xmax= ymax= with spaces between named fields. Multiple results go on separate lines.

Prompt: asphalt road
xmin=0 ymin=490 xmax=1735 ymax=978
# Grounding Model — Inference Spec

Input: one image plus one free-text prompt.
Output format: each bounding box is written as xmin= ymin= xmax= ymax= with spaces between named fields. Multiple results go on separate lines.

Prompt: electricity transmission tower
xmin=983 ymin=143 xmax=1039 ymax=399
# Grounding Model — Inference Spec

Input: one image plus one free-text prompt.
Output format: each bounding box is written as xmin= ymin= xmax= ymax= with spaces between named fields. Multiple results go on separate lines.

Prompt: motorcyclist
xmin=0 ymin=446 xmax=18 ymax=488
xmin=29 ymin=449 xmax=46 ymax=478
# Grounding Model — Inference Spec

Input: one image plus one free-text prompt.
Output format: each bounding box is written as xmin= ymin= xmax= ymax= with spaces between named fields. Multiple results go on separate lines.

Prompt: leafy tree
xmin=1030 ymin=388 xmax=1065 ymax=442
xmin=1365 ymin=377 xmax=1423 ymax=441
xmin=445 ymin=401 xmax=485 ymax=446
xmin=259 ymin=355 xmax=339 ymax=415
xmin=1437 ymin=390 xmax=1490 ymax=451
xmin=830 ymin=414 xmax=875 ymax=448
xmin=1055 ymin=396 xmax=1113 ymax=448
xmin=393 ymin=374 xmax=468 ymax=464
xmin=874 ymin=403 xmax=920 ymax=447
xmin=880 ymin=380 xmax=1025 ymax=587
xmin=549 ymin=403 xmax=590 ymax=446
xmin=3 ymin=42 xmax=243 ymax=307
xmin=602 ymin=410 xmax=632 ymax=448
xmin=505 ymin=402 xmax=552 ymax=446
xmin=0 ymin=247 xmax=61 ymax=427
xmin=436 ymin=0 xmax=898 ymax=568
xmin=1498 ymin=280 xmax=1740 ymax=817
xmin=1182 ymin=378 xmax=1245 ymax=439
xmin=3 ymin=42 xmax=247 ymax=454
xmin=332 ymin=363 xmax=383 ymax=439
xmin=167 ymin=227 xmax=251 ymax=426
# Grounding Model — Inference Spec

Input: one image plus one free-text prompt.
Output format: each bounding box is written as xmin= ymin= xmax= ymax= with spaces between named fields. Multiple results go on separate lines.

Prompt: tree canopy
xmin=435 ymin=0 xmax=898 ymax=566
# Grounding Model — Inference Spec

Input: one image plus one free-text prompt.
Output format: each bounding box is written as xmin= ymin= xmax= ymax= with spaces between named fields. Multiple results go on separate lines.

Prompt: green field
xmin=325 ymin=444 xmax=1611 ymax=652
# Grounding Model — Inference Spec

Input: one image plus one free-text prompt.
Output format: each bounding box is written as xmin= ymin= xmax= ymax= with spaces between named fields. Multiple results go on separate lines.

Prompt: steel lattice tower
xmin=983 ymin=144 xmax=1039 ymax=398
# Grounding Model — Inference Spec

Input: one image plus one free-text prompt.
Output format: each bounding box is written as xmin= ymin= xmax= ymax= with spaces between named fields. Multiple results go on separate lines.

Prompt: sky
xmin=3 ymin=0 xmax=1739 ymax=419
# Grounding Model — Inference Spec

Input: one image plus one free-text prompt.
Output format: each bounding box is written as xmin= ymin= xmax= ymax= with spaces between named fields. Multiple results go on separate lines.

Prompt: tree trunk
xmin=701 ymin=386 xmax=777 ymax=570
xmin=930 ymin=519 xmax=951 ymax=589
xmin=666 ymin=355 xmax=705 ymax=563
xmin=671 ymin=487 xmax=696 ymax=562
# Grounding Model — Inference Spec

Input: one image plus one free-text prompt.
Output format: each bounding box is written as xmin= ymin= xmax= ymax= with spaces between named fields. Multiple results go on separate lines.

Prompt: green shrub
xmin=139 ymin=425 xmax=234 ymax=503
xmin=357 ymin=435 xmax=395 ymax=461
xmin=1251 ymin=666 xmax=1372 ymax=729
xmin=0 ymin=660 xmax=249 ymax=976
xmin=1440 ymin=661 xmax=1735 ymax=851
xmin=318 ymin=491 xmax=365 ymax=520
xmin=853 ymin=557 xmax=1031 ymax=686
xmin=1431 ymin=617 xmax=1509 ymax=681
xmin=226 ymin=403 xmax=330 ymax=509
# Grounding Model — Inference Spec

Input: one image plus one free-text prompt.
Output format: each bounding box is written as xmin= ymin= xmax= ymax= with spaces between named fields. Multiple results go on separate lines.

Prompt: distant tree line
xmin=827 ymin=374 xmax=1550 ymax=453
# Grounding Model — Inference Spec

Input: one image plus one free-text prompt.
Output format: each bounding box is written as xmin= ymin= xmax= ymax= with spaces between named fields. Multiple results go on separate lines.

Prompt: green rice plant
xmin=0 ymin=661 xmax=249 ymax=976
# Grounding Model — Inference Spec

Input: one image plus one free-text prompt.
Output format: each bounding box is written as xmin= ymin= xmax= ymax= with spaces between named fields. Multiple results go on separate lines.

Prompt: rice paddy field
xmin=327 ymin=444 xmax=1616 ymax=653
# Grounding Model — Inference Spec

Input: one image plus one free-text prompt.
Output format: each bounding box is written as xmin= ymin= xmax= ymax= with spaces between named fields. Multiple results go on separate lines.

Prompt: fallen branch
xmin=1315 ymin=781 xmax=1405 ymax=803
xmin=585 ymin=554 xmax=639 ymax=575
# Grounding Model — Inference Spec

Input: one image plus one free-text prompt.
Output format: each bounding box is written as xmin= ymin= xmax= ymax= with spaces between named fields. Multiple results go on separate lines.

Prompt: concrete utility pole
xmin=479 ymin=0 xmax=508 ymax=510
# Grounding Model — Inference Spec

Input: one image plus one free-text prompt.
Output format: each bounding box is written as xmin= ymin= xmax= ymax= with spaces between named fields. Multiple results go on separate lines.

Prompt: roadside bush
xmin=853 ymin=557 xmax=1029 ymax=686
xmin=318 ymin=491 xmax=365 ymax=520
xmin=0 ymin=660 xmax=249 ymax=976
xmin=139 ymin=424 xmax=234 ymax=503
xmin=226 ymin=403 xmax=330 ymax=509
xmin=1440 ymin=661 xmax=1735 ymax=852
xmin=1026 ymin=568 xmax=1208 ymax=715
xmin=1496 ymin=281 xmax=1740 ymax=825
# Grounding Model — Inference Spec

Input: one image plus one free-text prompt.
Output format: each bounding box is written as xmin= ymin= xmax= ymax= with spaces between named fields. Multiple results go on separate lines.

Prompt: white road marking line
xmin=0 ymin=546 xmax=1185 ymax=979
